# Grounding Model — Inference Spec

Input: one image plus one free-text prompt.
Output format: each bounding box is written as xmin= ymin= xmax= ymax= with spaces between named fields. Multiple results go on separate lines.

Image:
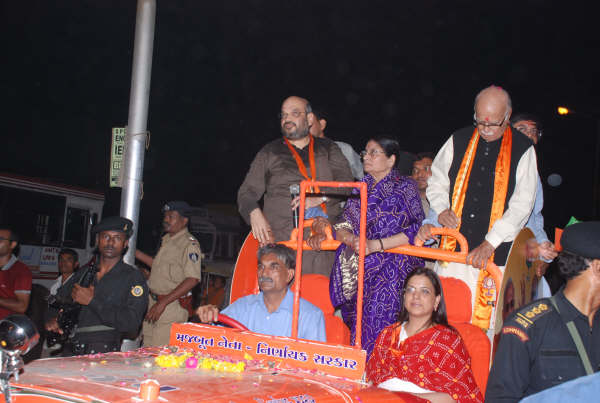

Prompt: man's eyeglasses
xmin=279 ymin=111 xmax=307 ymax=120
xmin=473 ymin=113 xmax=509 ymax=130
xmin=360 ymin=149 xmax=386 ymax=158
xmin=0 ymin=236 xmax=12 ymax=242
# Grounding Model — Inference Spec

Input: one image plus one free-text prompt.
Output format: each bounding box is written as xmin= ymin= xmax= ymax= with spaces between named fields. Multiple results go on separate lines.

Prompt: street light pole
xmin=120 ymin=0 xmax=156 ymax=265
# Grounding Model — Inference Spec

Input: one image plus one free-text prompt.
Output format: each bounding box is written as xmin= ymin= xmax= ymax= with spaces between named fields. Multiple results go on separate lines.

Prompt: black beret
xmin=163 ymin=201 xmax=191 ymax=218
xmin=91 ymin=216 xmax=134 ymax=239
xmin=561 ymin=221 xmax=600 ymax=260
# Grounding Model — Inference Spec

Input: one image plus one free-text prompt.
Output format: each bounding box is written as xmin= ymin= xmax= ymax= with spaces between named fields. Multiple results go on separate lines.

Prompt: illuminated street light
xmin=557 ymin=105 xmax=600 ymax=219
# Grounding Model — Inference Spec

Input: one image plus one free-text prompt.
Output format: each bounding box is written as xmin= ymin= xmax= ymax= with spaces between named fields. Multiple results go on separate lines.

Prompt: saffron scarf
xmin=283 ymin=135 xmax=326 ymax=212
xmin=439 ymin=127 xmax=512 ymax=329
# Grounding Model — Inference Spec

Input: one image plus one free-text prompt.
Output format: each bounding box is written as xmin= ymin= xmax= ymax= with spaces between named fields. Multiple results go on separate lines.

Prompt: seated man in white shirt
xmin=196 ymin=244 xmax=326 ymax=342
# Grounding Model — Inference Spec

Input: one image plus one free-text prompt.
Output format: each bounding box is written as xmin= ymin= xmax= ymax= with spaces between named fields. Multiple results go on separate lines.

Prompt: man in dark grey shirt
xmin=237 ymin=96 xmax=353 ymax=276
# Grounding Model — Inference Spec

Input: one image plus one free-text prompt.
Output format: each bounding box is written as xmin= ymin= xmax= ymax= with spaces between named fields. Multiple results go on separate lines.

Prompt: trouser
xmin=142 ymin=297 xmax=188 ymax=347
xmin=63 ymin=330 xmax=120 ymax=356
xmin=300 ymin=250 xmax=336 ymax=277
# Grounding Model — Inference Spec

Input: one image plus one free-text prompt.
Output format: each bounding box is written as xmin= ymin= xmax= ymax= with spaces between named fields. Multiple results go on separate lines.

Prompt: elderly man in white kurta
xmin=417 ymin=86 xmax=538 ymax=333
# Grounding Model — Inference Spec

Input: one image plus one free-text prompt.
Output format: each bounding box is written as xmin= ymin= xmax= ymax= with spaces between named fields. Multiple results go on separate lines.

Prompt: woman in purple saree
xmin=310 ymin=138 xmax=424 ymax=356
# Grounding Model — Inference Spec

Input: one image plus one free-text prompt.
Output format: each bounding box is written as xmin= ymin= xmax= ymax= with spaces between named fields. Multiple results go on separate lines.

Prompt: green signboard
xmin=110 ymin=127 xmax=126 ymax=187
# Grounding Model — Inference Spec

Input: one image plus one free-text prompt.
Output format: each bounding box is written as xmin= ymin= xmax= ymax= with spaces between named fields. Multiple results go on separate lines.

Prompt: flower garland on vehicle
xmin=154 ymin=351 xmax=253 ymax=373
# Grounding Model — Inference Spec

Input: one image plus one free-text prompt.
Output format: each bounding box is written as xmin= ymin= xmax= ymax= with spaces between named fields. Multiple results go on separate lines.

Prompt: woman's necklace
xmin=405 ymin=320 xmax=433 ymax=338
xmin=396 ymin=321 xmax=433 ymax=348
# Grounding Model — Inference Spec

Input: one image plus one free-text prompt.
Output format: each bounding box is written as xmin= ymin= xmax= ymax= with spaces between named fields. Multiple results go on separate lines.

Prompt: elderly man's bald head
xmin=474 ymin=86 xmax=512 ymax=112
xmin=473 ymin=86 xmax=513 ymax=142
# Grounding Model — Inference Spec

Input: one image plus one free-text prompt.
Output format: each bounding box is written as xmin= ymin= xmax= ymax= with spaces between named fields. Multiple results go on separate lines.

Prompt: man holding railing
xmin=237 ymin=96 xmax=353 ymax=276
xmin=417 ymin=86 xmax=538 ymax=333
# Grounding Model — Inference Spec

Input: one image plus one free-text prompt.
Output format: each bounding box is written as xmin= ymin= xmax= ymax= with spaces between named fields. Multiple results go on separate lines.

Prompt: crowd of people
xmin=0 ymin=85 xmax=598 ymax=402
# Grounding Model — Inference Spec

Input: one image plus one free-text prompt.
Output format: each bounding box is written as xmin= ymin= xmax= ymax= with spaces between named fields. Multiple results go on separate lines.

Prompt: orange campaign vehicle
xmin=1 ymin=180 xmax=504 ymax=403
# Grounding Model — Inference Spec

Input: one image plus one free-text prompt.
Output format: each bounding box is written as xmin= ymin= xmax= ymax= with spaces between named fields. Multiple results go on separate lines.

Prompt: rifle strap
xmin=549 ymin=295 xmax=594 ymax=375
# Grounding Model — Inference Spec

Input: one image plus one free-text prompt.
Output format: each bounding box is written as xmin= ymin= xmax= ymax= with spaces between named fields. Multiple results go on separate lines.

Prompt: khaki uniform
xmin=142 ymin=229 xmax=202 ymax=346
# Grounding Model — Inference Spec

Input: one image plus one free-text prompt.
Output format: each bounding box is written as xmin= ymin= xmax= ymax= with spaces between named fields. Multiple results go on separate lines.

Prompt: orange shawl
xmin=440 ymin=127 xmax=512 ymax=328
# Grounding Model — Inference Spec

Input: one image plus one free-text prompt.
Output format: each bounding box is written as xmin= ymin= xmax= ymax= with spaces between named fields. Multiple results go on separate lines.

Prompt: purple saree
xmin=330 ymin=169 xmax=424 ymax=357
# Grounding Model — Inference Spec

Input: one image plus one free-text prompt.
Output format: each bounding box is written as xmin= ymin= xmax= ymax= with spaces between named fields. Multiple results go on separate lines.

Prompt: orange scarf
xmin=283 ymin=135 xmax=326 ymax=211
xmin=440 ymin=127 xmax=512 ymax=329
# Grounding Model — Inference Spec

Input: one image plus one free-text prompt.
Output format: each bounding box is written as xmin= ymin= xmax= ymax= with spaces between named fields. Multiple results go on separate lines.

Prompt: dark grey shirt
xmin=238 ymin=136 xmax=353 ymax=242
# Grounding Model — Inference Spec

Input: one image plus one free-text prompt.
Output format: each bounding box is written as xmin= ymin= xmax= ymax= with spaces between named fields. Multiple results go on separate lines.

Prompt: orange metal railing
xmin=286 ymin=180 xmax=367 ymax=347
xmin=282 ymin=180 xmax=502 ymax=348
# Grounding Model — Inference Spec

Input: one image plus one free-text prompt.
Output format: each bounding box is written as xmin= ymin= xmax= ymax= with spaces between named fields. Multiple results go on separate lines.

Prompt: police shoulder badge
xmin=189 ymin=252 xmax=199 ymax=262
xmin=131 ymin=285 xmax=144 ymax=297
xmin=513 ymin=300 xmax=552 ymax=331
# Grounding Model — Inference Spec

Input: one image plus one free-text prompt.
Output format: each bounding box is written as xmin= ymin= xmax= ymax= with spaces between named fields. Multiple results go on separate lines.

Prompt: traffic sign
xmin=110 ymin=127 xmax=126 ymax=187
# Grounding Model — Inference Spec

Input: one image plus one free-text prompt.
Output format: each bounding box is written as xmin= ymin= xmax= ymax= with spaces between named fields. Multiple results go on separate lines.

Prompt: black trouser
xmin=63 ymin=330 xmax=120 ymax=356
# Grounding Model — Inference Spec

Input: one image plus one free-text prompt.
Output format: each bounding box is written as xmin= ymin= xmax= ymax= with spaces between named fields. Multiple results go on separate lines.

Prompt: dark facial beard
xmin=281 ymin=121 xmax=309 ymax=140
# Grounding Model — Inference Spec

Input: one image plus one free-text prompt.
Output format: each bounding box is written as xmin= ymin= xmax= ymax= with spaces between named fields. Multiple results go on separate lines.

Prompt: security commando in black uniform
xmin=45 ymin=216 xmax=148 ymax=356
xmin=486 ymin=221 xmax=600 ymax=402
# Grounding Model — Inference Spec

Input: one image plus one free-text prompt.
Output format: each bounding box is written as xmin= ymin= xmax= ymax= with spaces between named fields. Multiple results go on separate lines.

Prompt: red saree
xmin=366 ymin=324 xmax=483 ymax=403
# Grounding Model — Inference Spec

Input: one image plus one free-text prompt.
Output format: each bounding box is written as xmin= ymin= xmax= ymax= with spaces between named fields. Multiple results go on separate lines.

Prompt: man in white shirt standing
xmin=49 ymin=249 xmax=79 ymax=299
xmin=417 ymin=86 xmax=538 ymax=333
xmin=512 ymin=113 xmax=557 ymax=299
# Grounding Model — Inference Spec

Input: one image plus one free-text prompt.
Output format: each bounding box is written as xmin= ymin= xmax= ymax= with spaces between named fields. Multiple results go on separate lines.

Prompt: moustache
xmin=258 ymin=277 xmax=273 ymax=283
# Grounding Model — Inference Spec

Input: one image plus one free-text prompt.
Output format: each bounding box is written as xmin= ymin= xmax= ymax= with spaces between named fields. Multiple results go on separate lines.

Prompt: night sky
xmin=2 ymin=1 xmax=598 ymax=250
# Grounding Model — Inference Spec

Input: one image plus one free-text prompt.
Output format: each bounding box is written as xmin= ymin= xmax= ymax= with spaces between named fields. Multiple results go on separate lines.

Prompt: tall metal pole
xmin=120 ymin=0 xmax=156 ymax=265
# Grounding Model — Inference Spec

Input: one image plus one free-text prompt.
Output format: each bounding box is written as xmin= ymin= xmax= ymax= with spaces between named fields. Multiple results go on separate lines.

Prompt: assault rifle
xmin=46 ymin=255 xmax=98 ymax=347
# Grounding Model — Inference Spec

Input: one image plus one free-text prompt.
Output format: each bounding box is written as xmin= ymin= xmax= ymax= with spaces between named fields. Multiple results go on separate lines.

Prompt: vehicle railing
xmin=282 ymin=180 xmax=502 ymax=346
xmin=287 ymin=180 xmax=368 ymax=347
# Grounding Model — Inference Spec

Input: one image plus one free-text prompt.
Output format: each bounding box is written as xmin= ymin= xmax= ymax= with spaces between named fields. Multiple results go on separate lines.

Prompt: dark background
xmin=2 ymin=0 xmax=598 ymax=251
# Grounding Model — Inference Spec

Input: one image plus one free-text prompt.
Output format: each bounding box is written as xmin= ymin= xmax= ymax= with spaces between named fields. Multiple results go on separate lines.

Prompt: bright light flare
xmin=557 ymin=106 xmax=571 ymax=115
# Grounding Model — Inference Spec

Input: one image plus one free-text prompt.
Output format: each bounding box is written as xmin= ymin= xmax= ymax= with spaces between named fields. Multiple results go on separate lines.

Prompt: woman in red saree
xmin=366 ymin=267 xmax=483 ymax=403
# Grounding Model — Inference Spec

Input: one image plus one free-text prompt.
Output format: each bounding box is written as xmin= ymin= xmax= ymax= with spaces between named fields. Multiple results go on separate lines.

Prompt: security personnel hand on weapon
xmin=45 ymin=216 xmax=148 ymax=356
xmin=71 ymin=283 xmax=95 ymax=305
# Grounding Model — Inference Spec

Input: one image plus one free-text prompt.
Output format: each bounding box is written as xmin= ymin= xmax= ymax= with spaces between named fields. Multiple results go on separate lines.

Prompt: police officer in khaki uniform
xmin=136 ymin=201 xmax=202 ymax=346
xmin=486 ymin=221 xmax=600 ymax=402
